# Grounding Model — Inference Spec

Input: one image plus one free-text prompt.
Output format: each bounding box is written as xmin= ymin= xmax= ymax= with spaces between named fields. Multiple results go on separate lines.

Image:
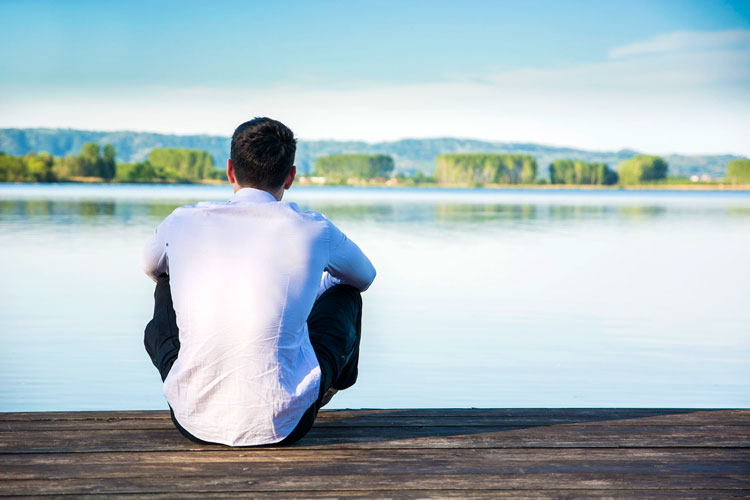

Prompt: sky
xmin=1 ymin=0 xmax=749 ymax=155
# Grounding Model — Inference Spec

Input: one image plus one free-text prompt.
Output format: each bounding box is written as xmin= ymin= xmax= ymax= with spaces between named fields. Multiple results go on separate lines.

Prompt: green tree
xmin=206 ymin=167 xmax=225 ymax=180
xmin=413 ymin=171 xmax=436 ymax=184
xmin=41 ymin=142 xmax=117 ymax=180
xmin=53 ymin=154 xmax=83 ymax=178
xmin=0 ymin=152 xmax=27 ymax=182
xmin=313 ymin=154 xmax=394 ymax=183
xmin=434 ymin=154 xmax=537 ymax=185
xmin=101 ymin=144 xmax=116 ymax=180
xmin=147 ymin=148 xmax=216 ymax=181
xmin=79 ymin=142 xmax=103 ymax=177
xmin=549 ymin=159 xmax=618 ymax=185
xmin=617 ymin=155 xmax=668 ymax=185
xmin=24 ymin=152 xmax=56 ymax=182
xmin=725 ymin=159 xmax=750 ymax=184
xmin=115 ymin=161 xmax=158 ymax=182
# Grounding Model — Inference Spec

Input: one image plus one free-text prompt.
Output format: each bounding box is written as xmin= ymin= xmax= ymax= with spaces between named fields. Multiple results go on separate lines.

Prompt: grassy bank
xmin=3 ymin=178 xmax=749 ymax=191
xmin=297 ymin=177 xmax=750 ymax=190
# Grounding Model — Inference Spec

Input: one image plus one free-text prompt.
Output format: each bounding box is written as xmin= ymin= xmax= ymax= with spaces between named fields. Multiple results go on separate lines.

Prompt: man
xmin=142 ymin=117 xmax=376 ymax=446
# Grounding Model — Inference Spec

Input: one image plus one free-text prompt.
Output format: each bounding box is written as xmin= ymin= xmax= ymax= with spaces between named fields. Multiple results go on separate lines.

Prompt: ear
xmin=283 ymin=166 xmax=296 ymax=190
xmin=227 ymin=159 xmax=236 ymax=184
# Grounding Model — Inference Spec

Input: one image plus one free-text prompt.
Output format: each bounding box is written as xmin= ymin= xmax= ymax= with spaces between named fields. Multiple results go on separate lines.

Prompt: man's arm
xmin=323 ymin=220 xmax=376 ymax=294
xmin=142 ymin=218 xmax=169 ymax=282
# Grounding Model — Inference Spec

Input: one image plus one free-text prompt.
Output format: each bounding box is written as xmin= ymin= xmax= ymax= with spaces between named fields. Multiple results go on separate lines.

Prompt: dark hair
xmin=230 ymin=117 xmax=296 ymax=190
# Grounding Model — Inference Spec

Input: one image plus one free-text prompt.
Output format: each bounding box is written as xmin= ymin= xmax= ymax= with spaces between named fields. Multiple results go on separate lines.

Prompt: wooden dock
xmin=1 ymin=408 xmax=749 ymax=499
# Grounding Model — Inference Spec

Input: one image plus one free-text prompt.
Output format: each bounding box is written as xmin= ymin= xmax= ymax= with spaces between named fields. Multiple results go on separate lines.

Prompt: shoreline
xmin=2 ymin=180 xmax=750 ymax=192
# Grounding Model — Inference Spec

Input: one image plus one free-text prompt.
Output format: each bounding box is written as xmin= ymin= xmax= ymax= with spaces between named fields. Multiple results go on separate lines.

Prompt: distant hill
xmin=0 ymin=128 xmax=742 ymax=179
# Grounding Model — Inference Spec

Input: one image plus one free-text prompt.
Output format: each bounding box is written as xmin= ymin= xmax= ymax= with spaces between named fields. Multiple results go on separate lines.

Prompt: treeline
xmin=548 ymin=155 xmax=669 ymax=186
xmin=0 ymin=144 xmax=116 ymax=182
xmin=0 ymin=143 xmax=223 ymax=183
xmin=3 ymin=144 xmax=749 ymax=187
xmin=119 ymin=148 xmax=222 ymax=182
xmin=1 ymin=151 xmax=58 ymax=183
xmin=435 ymin=154 xmax=537 ymax=185
xmin=313 ymin=154 xmax=394 ymax=183
xmin=549 ymin=159 xmax=618 ymax=185
xmin=6 ymin=128 xmax=743 ymax=179
xmin=316 ymin=152 xmax=748 ymax=186
xmin=726 ymin=159 xmax=750 ymax=184
xmin=616 ymin=155 xmax=668 ymax=185
xmin=432 ymin=153 xmax=671 ymax=186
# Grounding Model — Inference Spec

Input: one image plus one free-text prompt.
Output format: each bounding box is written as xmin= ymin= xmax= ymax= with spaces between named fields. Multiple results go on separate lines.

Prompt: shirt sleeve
xmin=142 ymin=217 xmax=170 ymax=282
xmin=325 ymin=219 xmax=376 ymax=293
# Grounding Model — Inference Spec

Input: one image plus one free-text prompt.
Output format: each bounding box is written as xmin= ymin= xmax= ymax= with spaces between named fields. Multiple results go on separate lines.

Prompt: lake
xmin=1 ymin=183 xmax=749 ymax=411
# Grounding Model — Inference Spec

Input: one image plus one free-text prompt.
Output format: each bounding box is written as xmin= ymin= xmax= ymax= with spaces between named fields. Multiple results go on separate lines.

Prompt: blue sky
xmin=1 ymin=0 xmax=749 ymax=154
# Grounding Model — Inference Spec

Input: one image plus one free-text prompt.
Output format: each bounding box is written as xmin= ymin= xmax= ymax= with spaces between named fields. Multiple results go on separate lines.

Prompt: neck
xmin=233 ymin=183 xmax=284 ymax=201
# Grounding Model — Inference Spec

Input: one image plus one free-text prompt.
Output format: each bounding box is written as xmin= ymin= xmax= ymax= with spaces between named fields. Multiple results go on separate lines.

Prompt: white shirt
xmin=142 ymin=187 xmax=376 ymax=446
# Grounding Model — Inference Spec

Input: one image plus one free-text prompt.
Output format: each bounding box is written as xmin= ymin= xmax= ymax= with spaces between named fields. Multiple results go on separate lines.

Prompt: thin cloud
xmin=2 ymin=30 xmax=749 ymax=156
xmin=609 ymin=29 xmax=750 ymax=58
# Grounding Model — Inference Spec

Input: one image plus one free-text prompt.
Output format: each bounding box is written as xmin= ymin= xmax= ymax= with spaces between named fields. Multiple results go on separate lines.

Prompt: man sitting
xmin=142 ymin=117 xmax=376 ymax=446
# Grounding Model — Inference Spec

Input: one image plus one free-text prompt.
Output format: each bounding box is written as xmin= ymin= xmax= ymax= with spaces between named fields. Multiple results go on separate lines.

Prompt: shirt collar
xmin=229 ymin=187 xmax=278 ymax=204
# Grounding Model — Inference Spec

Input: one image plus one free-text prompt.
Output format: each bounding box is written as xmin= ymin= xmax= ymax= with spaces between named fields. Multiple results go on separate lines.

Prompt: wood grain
xmin=1 ymin=408 xmax=748 ymax=498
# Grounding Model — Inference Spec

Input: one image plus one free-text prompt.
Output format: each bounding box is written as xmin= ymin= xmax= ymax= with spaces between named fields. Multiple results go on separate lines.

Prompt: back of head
xmin=230 ymin=118 xmax=297 ymax=190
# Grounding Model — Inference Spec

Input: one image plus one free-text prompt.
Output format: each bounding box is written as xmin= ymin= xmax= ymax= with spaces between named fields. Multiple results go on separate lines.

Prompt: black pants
xmin=144 ymin=275 xmax=362 ymax=446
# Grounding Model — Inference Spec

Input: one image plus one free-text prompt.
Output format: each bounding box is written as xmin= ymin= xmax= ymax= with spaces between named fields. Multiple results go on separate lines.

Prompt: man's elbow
xmin=142 ymin=251 xmax=167 ymax=283
xmin=142 ymin=263 xmax=161 ymax=283
xmin=359 ymin=264 xmax=376 ymax=292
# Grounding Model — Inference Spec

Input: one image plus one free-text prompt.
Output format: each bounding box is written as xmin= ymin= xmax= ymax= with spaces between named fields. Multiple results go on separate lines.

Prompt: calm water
xmin=1 ymin=183 xmax=749 ymax=410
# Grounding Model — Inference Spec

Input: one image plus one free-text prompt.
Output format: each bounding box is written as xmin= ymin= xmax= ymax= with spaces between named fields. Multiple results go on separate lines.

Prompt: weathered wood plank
xmin=2 ymin=448 xmax=748 ymax=480
xmin=2 ymin=424 xmax=749 ymax=453
xmin=2 ymin=409 xmax=748 ymax=431
xmin=0 ymin=410 xmax=171 ymax=421
xmin=3 ymin=491 xmax=750 ymax=500
xmin=2 ymin=409 xmax=747 ymax=498
xmin=4 ymin=447 xmax=746 ymax=466
xmin=4 ymin=473 xmax=750 ymax=495
xmin=2 ymin=408 xmax=746 ymax=421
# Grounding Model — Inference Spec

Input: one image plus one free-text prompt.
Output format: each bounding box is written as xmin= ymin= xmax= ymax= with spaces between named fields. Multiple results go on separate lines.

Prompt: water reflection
xmin=727 ymin=206 xmax=750 ymax=217
xmin=0 ymin=199 xmax=172 ymax=225
xmin=1 ymin=185 xmax=749 ymax=411
xmin=2 ymin=197 xmax=745 ymax=227
xmin=434 ymin=203 xmax=537 ymax=223
xmin=615 ymin=205 xmax=667 ymax=218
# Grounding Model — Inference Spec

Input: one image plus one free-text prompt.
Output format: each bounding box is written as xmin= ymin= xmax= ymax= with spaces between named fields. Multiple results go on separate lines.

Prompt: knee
xmin=321 ymin=284 xmax=362 ymax=308
xmin=309 ymin=284 xmax=363 ymax=332
xmin=336 ymin=285 xmax=363 ymax=319
xmin=334 ymin=284 xmax=362 ymax=304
